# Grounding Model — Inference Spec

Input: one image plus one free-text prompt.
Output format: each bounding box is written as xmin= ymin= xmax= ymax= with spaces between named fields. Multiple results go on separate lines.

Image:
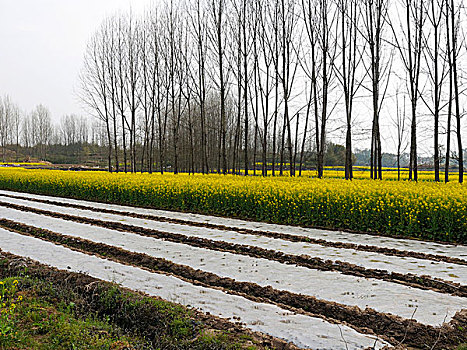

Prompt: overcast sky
xmin=0 ymin=0 xmax=153 ymax=121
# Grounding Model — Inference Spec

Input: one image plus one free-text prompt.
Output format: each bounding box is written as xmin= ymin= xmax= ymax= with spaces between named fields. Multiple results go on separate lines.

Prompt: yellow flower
xmin=0 ymin=167 xmax=464 ymax=242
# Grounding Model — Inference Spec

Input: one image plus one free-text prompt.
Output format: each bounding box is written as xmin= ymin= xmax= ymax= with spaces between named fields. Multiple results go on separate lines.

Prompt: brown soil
xmin=2 ymin=192 xmax=465 ymax=266
xmin=0 ymin=201 xmax=464 ymax=298
xmin=1 ymin=220 xmax=466 ymax=349
xmin=0 ymin=249 xmax=300 ymax=350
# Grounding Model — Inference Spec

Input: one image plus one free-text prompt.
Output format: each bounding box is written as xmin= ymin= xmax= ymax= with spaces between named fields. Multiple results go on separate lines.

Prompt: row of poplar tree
xmin=80 ymin=0 xmax=466 ymax=182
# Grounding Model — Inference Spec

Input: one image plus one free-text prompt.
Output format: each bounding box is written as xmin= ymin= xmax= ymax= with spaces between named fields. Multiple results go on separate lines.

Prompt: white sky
xmin=0 ymin=0 xmax=152 ymax=121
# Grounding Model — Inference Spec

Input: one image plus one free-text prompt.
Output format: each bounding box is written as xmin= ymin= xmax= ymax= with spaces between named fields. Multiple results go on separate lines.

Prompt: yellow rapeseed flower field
xmin=318 ymin=168 xmax=460 ymax=181
xmin=0 ymin=168 xmax=465 ymax=243
xmin=252 ymin=167 xmax=460 ymax=181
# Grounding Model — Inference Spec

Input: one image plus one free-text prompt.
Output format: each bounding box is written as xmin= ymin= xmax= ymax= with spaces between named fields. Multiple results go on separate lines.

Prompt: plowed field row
xmin=0 ymin=190 xmax=465 ymax=349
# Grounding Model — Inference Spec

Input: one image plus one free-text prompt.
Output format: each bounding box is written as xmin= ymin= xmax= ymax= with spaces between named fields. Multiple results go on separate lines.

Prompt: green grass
xmin=0 ymin=277 xmax=150 ymax=349
xmin=0 ymin=261 xmax=263 ymax=350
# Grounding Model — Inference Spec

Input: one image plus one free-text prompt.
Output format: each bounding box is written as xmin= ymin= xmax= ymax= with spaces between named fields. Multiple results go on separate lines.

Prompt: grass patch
xmin=1 ymin=277 xmax=149 ymax=349
xmin=0 ymin=255 xmax=266 ymax=350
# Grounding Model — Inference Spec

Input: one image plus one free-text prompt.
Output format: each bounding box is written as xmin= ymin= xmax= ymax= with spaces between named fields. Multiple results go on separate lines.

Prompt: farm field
xmin=319 ymin=168 xmax=461 ymax=182
xmin=0 ymin=188 xmax=466 ymax=349
xmin=247 ymin=166 xmax=462 ymax=182
xmin=0 ymin=251 xmax=277 ymax=350
xmin=3 ymin=0 xmax=467 ymax=347
xmin=0 ymin=168 xmax=465 ymax=243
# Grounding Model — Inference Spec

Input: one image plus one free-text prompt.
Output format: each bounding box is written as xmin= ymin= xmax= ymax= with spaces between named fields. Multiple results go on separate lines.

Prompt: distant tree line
xmin=0 ymin=94 xmax=349 ymax=167
xmin=0 ymin=98 xmax=105 ymax=163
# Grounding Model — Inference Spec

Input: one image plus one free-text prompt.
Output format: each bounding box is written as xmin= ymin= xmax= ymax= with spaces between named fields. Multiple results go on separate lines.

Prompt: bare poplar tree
xmin=392 ymin=88 xmax=408 ymax=180
xmin=271 ymin=1 xmax=282 ymax=176
xmin=208 ymin=0 xmax=230 ymax=174
xmin=389 ymin=0 xmax=427 ymax=182
xmin=0 ymin=96 xmax=10 ymax=162
xmin=446 ymin=0 xmax=463 ymax=183
xmin=80 ymin=26 xmax=113 ymax=171
xmin=302 ymin=0 xmax=339 ymax=178
xmin=256 ymin=0 xmax=277 ymax=176
xmin=279 ymin=0 xmax=301 ymax=176
xmin=188 ymin=0 xmax=210 ymax=174
xmin=103 ymin=17 xmax=121 ymax=172
xmin=421 ymin=0 xmax=447 ymax=182
xmin=124 ymin=13 xmax=141 ymax=173
xmin=362 ymin=0 xmax=391 ymax=180
xmin=11 ymin=104 xmax=21 ymax=161
xmin=145 ymin=7 xmax=164 ymax=174
xmin=22 ymin=114 xmax=32 ymax=151
xmin=32 ymin=104 xmax=53 ymax=160
xmin=60 ymin=115 xmax=77 ymax=146
xmin=335 ymin=0 xmax=365 ymax=179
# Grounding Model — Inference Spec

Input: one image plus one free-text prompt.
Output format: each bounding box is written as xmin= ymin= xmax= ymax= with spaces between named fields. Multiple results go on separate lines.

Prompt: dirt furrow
xmin=2 ymin=219 xmax=466 ymax=349
xmin=2 ymin=192 xmax=465 ymax=266
xmin=0 ymin=201 xmax=465 ymax=298
xmin=0 ymin=250 xmax=303 ymax=350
